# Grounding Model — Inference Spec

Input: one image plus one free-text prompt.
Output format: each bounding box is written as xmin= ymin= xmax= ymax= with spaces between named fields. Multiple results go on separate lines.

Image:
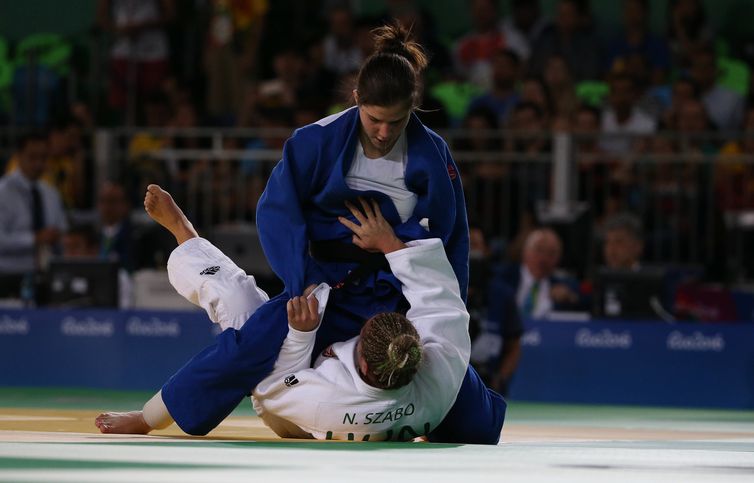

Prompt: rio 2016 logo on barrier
xmin=0 ymin=315 xmax=29 ymax=335
xmin=574 ymin=328 xmax=632 ymax=349
xmin=126 ymin=317 xmax=180 ymax=337
xmin=666 ymin=331 xmax=725 ymax=352
xmin=60 ymin=317 xmax=114 ymax=337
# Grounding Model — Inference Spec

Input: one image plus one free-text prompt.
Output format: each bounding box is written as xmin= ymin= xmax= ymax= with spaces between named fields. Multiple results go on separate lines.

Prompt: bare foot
xmin=95 ymin=411 xmax=152 ymax=434
xmin=143 ymin=184 xmax=198 ymax=245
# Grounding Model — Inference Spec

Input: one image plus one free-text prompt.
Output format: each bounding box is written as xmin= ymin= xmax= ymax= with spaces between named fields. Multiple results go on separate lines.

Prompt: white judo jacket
xmin=252 ymin=239 xmax=471 ymax=441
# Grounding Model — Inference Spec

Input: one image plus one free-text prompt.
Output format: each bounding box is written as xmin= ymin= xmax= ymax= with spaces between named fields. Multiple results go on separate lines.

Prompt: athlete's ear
xmin=358 ymin=356 xmax=370 ymax=378
xmin=359 ymin=356 xmax=376 ymax=387
xmin=356 ymin=340 xmax=371 ymax=381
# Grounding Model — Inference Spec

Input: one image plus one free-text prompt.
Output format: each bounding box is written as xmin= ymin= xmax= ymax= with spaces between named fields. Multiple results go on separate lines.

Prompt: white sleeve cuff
xmin=385 ymin=238 xmax=444 ymax=263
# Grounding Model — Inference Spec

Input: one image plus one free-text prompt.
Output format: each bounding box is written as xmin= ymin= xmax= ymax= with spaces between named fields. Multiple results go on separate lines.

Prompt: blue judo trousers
xmin=161 ymin=108 xmax=506 ymax=443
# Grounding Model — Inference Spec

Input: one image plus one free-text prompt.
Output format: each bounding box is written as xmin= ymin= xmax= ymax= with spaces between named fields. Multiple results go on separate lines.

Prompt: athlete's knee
xmin=464 ymin=390 xmax=507 ymax=445
xmin=202 ymin=274 xmax=269 ymax=330
xmin=179 ymin=422 xmax=212 ymax=436
xmin=472 ymin=430 xmax=501 ymax=445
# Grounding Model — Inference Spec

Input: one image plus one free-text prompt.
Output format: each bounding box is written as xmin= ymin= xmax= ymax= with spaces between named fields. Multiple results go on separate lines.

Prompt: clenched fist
xmin=287 ymin=295 xmax=320 ymax=332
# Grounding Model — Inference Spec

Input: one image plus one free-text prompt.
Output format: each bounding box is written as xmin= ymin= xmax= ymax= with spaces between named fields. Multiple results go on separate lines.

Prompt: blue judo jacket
xmin=256 ymin=107 xmax=470 ymax=303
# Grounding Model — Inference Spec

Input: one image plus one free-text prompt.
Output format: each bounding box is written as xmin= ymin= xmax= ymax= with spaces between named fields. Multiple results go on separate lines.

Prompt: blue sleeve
xmin=442 ymin=143 xmax=470 ymax=302
xmin=256 ymin=133 xmax=328 ymax=296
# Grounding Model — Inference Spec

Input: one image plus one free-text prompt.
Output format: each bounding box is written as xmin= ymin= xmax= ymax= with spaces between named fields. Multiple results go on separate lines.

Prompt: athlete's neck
xmin=359 ymin=131 xmax=399 ymax=159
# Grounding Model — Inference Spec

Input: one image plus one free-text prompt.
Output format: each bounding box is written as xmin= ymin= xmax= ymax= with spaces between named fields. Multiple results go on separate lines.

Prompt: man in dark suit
xmin=500 ymin=228 xmax=583 ymax=319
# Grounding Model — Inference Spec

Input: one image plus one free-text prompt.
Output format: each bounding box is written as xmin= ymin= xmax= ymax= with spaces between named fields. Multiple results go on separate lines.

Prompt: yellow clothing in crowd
xmin=5 ymin=154 xmax=82 ymax=208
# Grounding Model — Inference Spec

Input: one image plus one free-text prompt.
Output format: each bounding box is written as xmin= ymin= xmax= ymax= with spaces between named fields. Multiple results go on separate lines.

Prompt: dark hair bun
xmin=372 ymin=23 xmax=428 ymax=73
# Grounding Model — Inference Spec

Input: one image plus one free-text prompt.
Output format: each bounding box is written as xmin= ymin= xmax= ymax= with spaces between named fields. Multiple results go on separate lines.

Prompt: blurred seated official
xmin=467 ymin=225 xmax=523 ymax=397
xmin=602 ymin=213 xmax=644 ymax=270
xmin=57 ymin=223 xmax=133 ymax=308
xmin=0 ymin=132 xmax=68 ymax=299
xmin=61 ymin=224 xmax=101 ymax=258
xmin=505 ymin=228 xmax=584 ymax=319
xmin=592 ymin=213 xmax=672 ymax=320
xmin=97 ymin=181 xmax=135 ymax=273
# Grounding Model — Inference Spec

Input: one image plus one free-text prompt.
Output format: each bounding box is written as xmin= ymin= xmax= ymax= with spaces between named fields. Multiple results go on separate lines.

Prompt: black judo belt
xmin=309 ymin=240 xmax=391 ymax=288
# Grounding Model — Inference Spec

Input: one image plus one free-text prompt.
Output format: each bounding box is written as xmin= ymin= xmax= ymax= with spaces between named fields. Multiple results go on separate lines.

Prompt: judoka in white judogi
xmin=165 ymin=235 xmax=470 ymax=441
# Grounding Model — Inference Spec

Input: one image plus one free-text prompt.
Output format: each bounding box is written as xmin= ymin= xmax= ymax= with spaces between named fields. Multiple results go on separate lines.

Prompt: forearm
xmin=387 ymin=240 xmax=462 ymax=301
xmin=267 ymin=327 xmax=318 ymax=379
xmin=386 ymin=239 xmax=470 ymax=354
xmin=270 ymin=284 xmax=329 ymax=376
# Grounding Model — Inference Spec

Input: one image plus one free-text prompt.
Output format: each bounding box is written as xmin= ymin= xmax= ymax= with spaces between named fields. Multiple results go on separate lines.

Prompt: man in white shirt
xmin=0 ymin=132 xmax=68 ymax=297
xmin=96 ymin=186 xmax=474 ymax=442
xmin=600 ymin=73 xmax=657 ymax=155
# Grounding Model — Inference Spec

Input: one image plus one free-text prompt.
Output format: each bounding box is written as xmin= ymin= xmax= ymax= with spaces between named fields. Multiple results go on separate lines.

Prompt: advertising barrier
xmin=0 ymin=308 xmax=217 ymax=390
xmin=510 ymin=319 xmax=754 ymax=409
xmin=1 ymin=308 xmax=753 ymax=408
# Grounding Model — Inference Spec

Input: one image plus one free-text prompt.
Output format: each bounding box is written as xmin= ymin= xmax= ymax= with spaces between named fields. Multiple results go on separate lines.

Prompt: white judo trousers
xmin=166 ymin=236 xmax=331 ymax=330
xmin=167 ymin=237 xmax=272 ymax=331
